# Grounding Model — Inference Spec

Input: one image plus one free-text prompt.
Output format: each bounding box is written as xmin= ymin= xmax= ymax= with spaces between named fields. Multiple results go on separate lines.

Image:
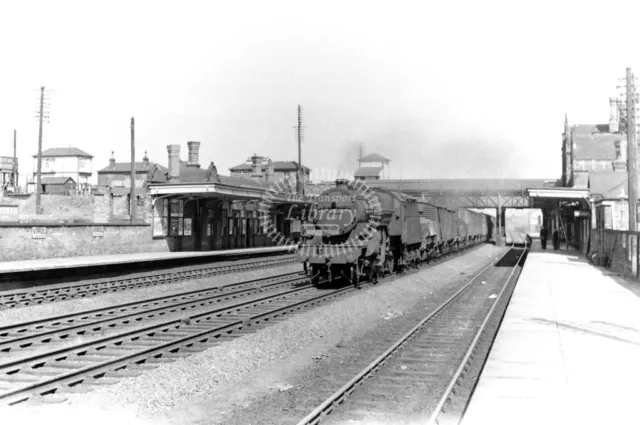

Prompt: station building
xmin=147 ymin=143 xmax=310 ymax=252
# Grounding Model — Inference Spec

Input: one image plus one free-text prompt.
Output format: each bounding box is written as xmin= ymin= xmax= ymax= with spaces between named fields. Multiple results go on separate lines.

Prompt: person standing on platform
xmin=553 ymin=229 xmax=559 ymax=250
xmin=540 ymin=225 xmax=548 ymax=249
xmin=364 ymin=227 xmax=381 ymax=285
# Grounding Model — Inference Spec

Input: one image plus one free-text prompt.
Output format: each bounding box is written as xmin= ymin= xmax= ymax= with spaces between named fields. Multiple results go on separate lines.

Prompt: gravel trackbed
xmin=0 ymin=244 xmax=505 ymax=425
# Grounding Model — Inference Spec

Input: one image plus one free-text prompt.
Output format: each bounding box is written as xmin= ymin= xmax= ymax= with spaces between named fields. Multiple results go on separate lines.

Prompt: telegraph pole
xmin=12 ymin=130 xmax=17 ymax=189
xmin=130 ymin=117 xmax=136 ymax=223
xmin=627 ymin=68 xmax=638 ymax=231
xmin=35 ymin=87 xmax=45 ymax=214
xmin=295 ymin=105 xmax=305 ymax=195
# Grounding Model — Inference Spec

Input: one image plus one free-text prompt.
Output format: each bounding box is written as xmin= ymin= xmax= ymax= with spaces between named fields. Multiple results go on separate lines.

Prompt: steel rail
xmin=426 ymin=246 xmax=527 ymax=425
xmin=0 ymin=274 xmax=305 ymax=352
xmin=0 ymin=284 xmax=318 ymax=373
xmin=294 ymin=245 xmax=514 ymax=425
xmin=0 ymin=238 xmax=493 ymax=406
xmin=0 ymin=271 xmax=301 ymax=335
xmin=0 ymin=285 xmax=355 ymax=405
xmin=0 ymin=254 xmax=297 ymax=309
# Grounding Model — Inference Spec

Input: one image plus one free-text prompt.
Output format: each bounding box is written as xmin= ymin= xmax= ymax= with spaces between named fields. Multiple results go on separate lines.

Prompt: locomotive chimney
xmin=109 ymin=151 xmax=115 ymax=169
xmin=187 ymin=141 xmax=201 ymax=168
xmin=167 ymin=144 xmax=181 ymax=182
xmin=335 ymin=179 xmax=349 ymax=188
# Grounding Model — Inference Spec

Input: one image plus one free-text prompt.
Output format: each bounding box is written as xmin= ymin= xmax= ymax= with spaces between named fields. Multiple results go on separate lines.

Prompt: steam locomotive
xmin=297 ymin=180 xmax=494 ymax=286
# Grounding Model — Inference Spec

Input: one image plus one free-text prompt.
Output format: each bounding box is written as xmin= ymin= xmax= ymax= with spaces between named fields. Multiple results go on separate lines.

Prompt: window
xmin=169 ymin=199 xmax=184 ymax=236
xmin=615 ymin=141 xmax=621 ymax=160
xmin=153 ymin=199 xmax=169 ymax=237
xmin=254 ymin=211 xmax=263 ymax=235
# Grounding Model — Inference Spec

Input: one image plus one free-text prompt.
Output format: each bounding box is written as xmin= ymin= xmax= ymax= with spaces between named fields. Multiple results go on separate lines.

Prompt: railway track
xmin=0 ymin=254 xmax=297 ymax=309
xmin=0 ymin=282 xmax=354 ymax=406
xmin=0 ymin=272 xmax=305 ymax=355
xmin=293 ymin=246 xmax=525 ymax=425
xmin=0 ymin=240 xmax=493 ymax=407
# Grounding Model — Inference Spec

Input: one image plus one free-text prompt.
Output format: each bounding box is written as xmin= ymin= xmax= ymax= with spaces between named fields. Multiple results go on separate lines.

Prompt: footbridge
xmin=366 ymin=178 xmax=559 ymax=209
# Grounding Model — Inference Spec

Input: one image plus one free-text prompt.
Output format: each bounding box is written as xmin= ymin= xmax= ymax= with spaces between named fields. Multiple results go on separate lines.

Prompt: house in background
xmin=229 ymin=154 xmax=310 ymax=190
xmin=97 ymin=150 xmax=168 ymax=189
xmin=29 ymin=147 xmax=93 ymax=194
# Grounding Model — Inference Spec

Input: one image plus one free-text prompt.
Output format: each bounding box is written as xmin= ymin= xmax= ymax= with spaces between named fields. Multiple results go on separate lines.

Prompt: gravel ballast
xmin=0 ymin=244 xmax=505 ymax=425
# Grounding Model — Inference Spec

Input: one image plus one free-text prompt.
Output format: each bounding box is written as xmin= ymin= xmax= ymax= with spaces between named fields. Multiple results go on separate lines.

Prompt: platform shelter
xmin=147 ymin=143 xmax=312 ymax=252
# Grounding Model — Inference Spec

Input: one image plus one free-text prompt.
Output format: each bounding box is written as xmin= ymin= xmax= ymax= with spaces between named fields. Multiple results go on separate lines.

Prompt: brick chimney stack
xmin=265 ymin=159 xmax=274 ymax=182
xmin=610 ymin=97 xmax=619 ymax=133
xmin=167 ymin=144 xmax=181 ymax=182
xmin=109 ymin=151 xmax=115 ymax=169
xmin=187 ymin=141 xmax=201 ymax=168
xmin=251 ymin=153 xmax=262 ymax=177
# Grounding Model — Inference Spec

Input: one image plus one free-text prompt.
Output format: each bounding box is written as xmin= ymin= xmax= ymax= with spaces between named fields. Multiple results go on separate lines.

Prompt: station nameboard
xmin=0 ymin=204 xmax=18 ymax=222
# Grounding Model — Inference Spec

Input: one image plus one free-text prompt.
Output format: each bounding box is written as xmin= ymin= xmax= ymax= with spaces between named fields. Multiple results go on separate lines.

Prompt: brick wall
xmin=0 ymin=194 xmax=152 ymax=224
xmin=0 ymin=224 xmax=169 ymax=261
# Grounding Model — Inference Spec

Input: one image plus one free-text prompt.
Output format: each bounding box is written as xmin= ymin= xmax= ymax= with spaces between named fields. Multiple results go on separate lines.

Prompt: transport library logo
xmin=258 ymin=168 xmax=382 ymax=259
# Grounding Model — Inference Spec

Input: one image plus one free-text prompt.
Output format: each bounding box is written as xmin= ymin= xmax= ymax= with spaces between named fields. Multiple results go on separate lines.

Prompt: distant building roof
xmin=229 ymin=161 xmax=310 ymax=173
xmin=150 ymin=161 xmax=281 ymax=191
xmin=359 ymin=153 xmax=390 ymax=163
xmin=97 ymin=162 xmax=168 ymax=174
xmin=41 ymin=176 xmax=75 ymax=185
xmin=572 ymin=124 xmax=612 ymax=135
xmin=33 ymin=147 xmax=93 ymax=158
xmin=354 ymin=166 xmax=383 ymax=177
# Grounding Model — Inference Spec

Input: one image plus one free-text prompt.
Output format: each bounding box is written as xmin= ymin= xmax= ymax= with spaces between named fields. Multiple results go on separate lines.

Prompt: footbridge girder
xmin=366 ymin=178 xmax=557 ymax=209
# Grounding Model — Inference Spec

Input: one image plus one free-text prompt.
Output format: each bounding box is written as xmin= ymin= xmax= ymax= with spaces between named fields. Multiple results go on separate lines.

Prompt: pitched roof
xmin=149 ymin=161 xmax=280 ymax=191
xmin=572 ymin=131 xmax=621 ymax=160
xmin=229 ymin=161 xmax=310 ymax=173
xmin=97 ymin=161 xmax=168 ymax=173
xmin=354 ymin=166 xmax=383 ymax=177
xmin=359 ymin=153 xmax=390 ymax=163
xmin=572 ymin=124 xmax=611 ymax=135
xmin=34 ymin=147 xmax=93 ymax=158
xmin=219 ymin=175 xmax=274 ymax=190
xmin=41 ymin=176 xmax=75 ymax=185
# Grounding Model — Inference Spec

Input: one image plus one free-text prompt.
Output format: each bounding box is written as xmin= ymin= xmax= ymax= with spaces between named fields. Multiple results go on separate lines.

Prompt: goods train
xmin=297 ymin=180 xmax=495 ymax=286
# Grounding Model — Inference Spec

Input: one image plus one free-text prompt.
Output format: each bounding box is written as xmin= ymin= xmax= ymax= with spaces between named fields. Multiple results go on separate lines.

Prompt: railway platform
xmin=0 ymin=246 xmax=292 ymax=274
xmin=461 ymin=241 xmax=640 ymax=425
xmin=0 ymin=246 xmax=295 ymax=290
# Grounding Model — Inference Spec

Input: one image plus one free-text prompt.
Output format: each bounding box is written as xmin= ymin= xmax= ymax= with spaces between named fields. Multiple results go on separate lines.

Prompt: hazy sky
xmin=1 ymin=0 xmax=639 ymax=185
